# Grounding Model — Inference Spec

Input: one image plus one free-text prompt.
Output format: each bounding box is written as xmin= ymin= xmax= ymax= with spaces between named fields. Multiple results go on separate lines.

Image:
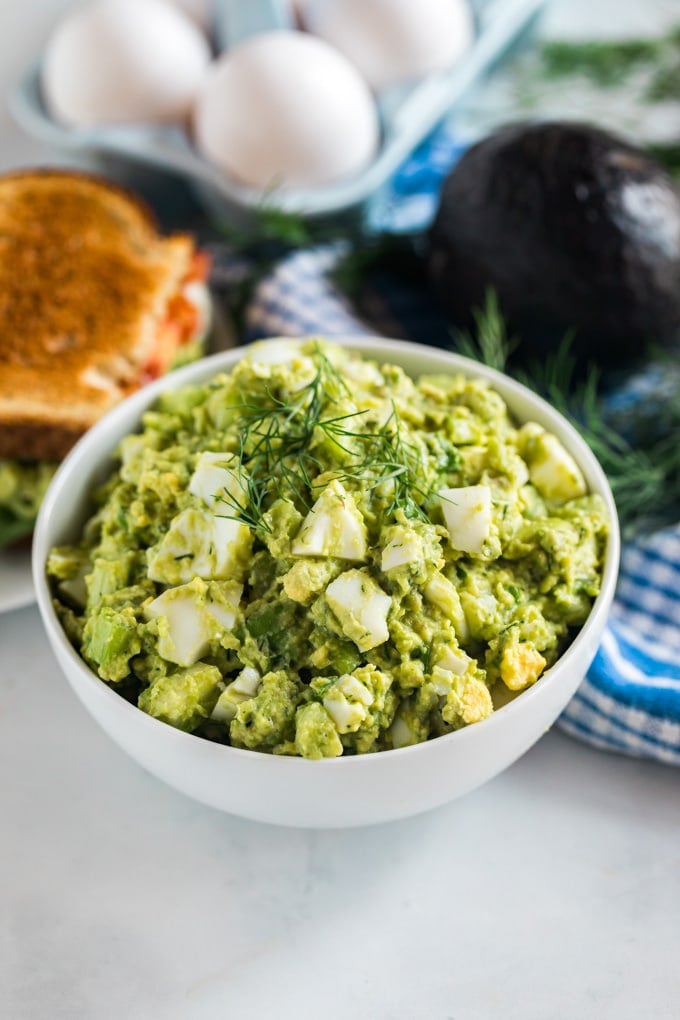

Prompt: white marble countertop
xmin=3 ymin=602 xmax=679 ymax=1020
xmin=1 ymin=2 xmax=679 ymax=1018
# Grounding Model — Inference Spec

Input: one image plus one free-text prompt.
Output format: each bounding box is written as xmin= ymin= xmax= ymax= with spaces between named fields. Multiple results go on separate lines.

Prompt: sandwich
xmin=0 ymin=170 xmax=212 ymax=547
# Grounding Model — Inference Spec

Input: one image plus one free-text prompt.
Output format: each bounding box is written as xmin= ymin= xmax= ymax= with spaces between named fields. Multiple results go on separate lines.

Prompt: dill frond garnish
xmin=454 ymin=290 xmax=517 ymax=372
xmin=213 ymin=346 xmax=434 ymax=534
xmin=540 ymin=37 xmax=660 ymax=86
xmin=328 ymin=403 xmax=434 ymax=520
xmin=458 ymin=294 xmax=680 ymax=536
xmin=517 ymin=353 xmax=677 ymax=535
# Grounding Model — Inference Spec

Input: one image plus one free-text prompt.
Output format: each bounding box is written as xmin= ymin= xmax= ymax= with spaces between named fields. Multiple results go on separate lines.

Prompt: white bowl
xmin=33 ymin=337 xmax=620 ymax=828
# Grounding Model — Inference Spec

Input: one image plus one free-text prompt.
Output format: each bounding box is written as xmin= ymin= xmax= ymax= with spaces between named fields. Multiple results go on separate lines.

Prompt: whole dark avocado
xmin=427 ymin=121 xmax=680 ymax=364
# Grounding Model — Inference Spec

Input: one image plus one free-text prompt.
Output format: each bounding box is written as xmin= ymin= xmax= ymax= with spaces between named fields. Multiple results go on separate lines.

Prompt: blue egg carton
xmin=9 ymin=0 xmax=546 ymax=226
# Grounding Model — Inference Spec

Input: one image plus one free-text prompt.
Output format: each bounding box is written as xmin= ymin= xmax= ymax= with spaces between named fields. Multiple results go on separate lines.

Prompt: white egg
xmin=192 ymin=30 xmax=380 ymax=190
xmin=42 ymin=0 xmax=212 ymax=127
xmin=170 ymin=0 xmax=213 ymax=31
xmin=302 ymin=0 xmax=474 ymax=91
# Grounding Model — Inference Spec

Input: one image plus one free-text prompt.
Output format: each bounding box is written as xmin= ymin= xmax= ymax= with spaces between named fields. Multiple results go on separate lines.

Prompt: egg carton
xmin=10 ymin=0 xmax=546 ymax=226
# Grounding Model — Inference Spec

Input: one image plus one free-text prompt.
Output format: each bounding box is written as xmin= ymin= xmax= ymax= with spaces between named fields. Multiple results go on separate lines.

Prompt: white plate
xmin=0 ymin=294 xmax=235 ymax=615
xmin=0 ymin=545 xmax=34 ymax=613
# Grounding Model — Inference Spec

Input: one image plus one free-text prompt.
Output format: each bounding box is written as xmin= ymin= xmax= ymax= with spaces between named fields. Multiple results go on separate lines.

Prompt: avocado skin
xmin=427 ymin=121 xmax=680 ymax=364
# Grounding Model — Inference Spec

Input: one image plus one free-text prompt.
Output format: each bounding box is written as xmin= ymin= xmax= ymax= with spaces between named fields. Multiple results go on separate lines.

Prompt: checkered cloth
xmin=209 ymin=129 xmax=680 ymax=767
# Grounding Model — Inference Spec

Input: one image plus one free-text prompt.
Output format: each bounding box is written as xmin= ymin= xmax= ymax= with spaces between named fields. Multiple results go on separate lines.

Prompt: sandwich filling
xmin=77 ymin=251 xmax=212 ymax=397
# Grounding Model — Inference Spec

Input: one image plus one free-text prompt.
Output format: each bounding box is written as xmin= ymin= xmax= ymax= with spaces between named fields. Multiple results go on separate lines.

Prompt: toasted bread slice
xmin=0 ymin=170 xmax=207 ymax=461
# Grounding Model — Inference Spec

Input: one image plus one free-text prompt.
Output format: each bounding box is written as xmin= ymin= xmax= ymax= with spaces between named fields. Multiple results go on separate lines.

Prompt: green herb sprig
xmin=455 ymin=296 xmax=680 ymax=537
xmin=539 ymin=25 xmax=680 ymax=105
xmin=214 ymin=346 xmax=433 ymax=534
xmin=540 ymin=37 xmax=662 ymax=87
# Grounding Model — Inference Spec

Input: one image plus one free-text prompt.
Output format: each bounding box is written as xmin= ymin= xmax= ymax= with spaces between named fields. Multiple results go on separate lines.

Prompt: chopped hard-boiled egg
xmin=518 ymin=423 xmax=587 ymax=504
xmin=144 ymin=578 xmax=242 ymax=666
xmin=211 ymin=666 xmax=262 ymax=723
xmin=341 ymin=358 xmax=385 ymax=388
xmin=438 ymin=484 xmax=492 ymax=555
xmin=444 ymin=677 xmax=494 ymax=726
xmin=325 ymin=568 xmax=391 ymax=651
xmin=389 ymin=713 xmax=416 ymax=749
xmin=434 ymin=666 xmax=464 ymax=697
xmin=244 ymin=339 xmax=317 ymax=388
xmin=206 ymin=594 xmax=240 ymax=631
xmin=231 ymin=666 xmax=262 ymax=697
xmin=381 ymin=525 xmax=423 ymax=572
xmin=500 ymin=639 xmax=547 ymax=692
xmin=429 ymin=644 xmax=474 ymax=696
xmin=247 ymin=338 xmax=303 ymax=366
xmin=322 ymin=672 xmax=374 ymax=733
xmin=189 ymin=451 xmax=248 ymax=513
xmin=434 ymin=644 xmax=472 ymax=677
xmin=48 ymin=547 xmax=90 ymax=608
xmin=292 ymin=480 xmax=367 ymax=561
xmin=423 ymin=571 xmax=469 ymax=642
xmin=147 ymin=507 xmax=252 ymax=585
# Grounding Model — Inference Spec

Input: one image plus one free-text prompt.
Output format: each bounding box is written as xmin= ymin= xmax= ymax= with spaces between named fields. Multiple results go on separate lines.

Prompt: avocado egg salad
xmin=47 ymin=339 xmax=608 ymax=759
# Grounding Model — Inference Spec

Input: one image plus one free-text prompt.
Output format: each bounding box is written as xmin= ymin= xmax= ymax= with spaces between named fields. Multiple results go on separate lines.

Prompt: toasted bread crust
xmin=0 ymin=170 xmax=197 ymax=460
xmin=0 ymin=420 xmax=85 ymax=462
xmin=0 ymin=167 xmax=161 ymax=235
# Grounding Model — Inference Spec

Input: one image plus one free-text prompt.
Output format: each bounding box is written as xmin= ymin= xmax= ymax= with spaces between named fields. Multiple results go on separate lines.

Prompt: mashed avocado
xmin=47 ymin=339 xmax=609 ymax=758
xmin=0 ymin=460 xmax=58 ymax=547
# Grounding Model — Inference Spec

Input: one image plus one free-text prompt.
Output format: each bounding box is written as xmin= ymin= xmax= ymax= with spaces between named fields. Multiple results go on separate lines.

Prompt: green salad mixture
xmin=0 ymin=460 xmax=59 ymax=547
xmin=48 ymin=340 xmax=608 ymax=758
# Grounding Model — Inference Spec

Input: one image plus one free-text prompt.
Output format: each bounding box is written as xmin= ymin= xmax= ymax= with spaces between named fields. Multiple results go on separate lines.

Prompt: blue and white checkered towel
xmin=209 ymin=130 xmax=680 ymax=767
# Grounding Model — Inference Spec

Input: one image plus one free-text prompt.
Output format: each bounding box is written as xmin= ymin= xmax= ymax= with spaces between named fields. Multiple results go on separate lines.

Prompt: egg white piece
xmin=438 ymin=484 xmax=492 ymax=555
xmin=323 ymin=674 xmax=374 ymax=733
xmin=524 ymin=430 xmax=587 ymax=505
xmin=43 ymin=0 xmax=211 ymax=127
xmin=247 ymin=339 xmax=303 ymax=366
xmin=192 ymin=30 xmax=380 ymax=189
xmin=381 ymin=526 xmax=423 ymax=571
xmin=146 ymin=507 xmax=251 ymax=585
xmin=325 ymin=569 xmax=391 ymax=651
xmin=144 ymin=581 xmax=241 ymax=667
xmin=292 ymin=480 xmax=368 ymax=562
xmin=211 ymin=667 xmax=262 ymax=725
xmin=303 ymin=0 xmax=474 ymax=91
xmin=145 ymin=587 xmax=212 ymax=666
xmin=189 ymin=451 xmax=248 ymax=514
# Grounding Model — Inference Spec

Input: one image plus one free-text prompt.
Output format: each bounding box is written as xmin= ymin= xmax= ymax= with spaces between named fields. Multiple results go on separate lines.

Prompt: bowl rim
xmin=33 ymin=334 xmax=621 ymax=768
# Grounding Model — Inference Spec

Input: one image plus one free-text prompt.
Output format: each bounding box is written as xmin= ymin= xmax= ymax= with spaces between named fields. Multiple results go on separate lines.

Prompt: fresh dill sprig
xmin=517 ymin=352 xmax=677 ymax=534
xmin=212 ymin=347 xmax=433 ymax=534
xmin=453 ymin=291 xmax=517 ymax=371
xmin=646 ymin=58 xmax=680 ymax=102
xmin=324 ymin=403 xmax=433 ymax=520
xmin=540 ymin=37 xmax=661 ymax=86
xmin=459 ymin=294 xmax=680 ymax=536
xmin=536 ymin=26 xmax=680 ymax=115
xmin=213 ymin=351 xmax=342 ymax=532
